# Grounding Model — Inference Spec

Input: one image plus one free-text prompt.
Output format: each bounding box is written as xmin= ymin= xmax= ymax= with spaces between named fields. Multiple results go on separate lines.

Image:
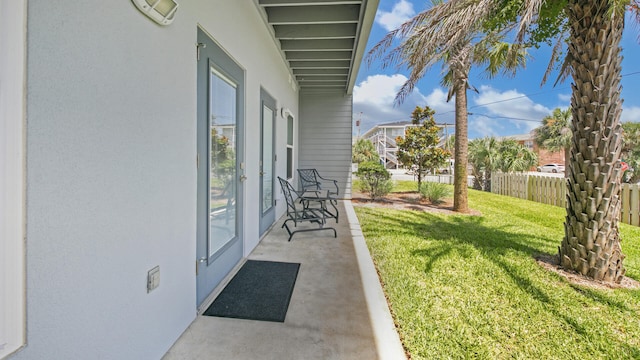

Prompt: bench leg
xmin=282 ymin=220 xmax=336 ymax=242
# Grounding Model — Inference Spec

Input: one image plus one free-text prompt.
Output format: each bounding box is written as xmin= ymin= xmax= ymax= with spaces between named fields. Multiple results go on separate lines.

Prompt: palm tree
xmin=468 ymin=137 xmax=499 ymax=191
xmin=352 ymin=138 xmax=379 ymax=164
xmin=491 ymin=0 xmax=631 ymax=282
xmin=468 ymin=137 xmax=536 ymax=190
xmin=495 ymin=139 xmax=538 ymax=173
xmin=403 ymin=0 xmax=634 ymax=283
xmin=556 ymin=0 xmax=628 ymax=282
xmin=534 ymin=107 xmax=572 ymax=176
xmin=367 ymin=0 xmax=527 ymax=214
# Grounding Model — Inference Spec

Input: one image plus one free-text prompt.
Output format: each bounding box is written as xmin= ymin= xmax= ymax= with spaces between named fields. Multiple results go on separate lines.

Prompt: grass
xmin=354 ymin=186 xmax=640 ymax=359
xmin=353 ymin=178 xmax=420 ymax=193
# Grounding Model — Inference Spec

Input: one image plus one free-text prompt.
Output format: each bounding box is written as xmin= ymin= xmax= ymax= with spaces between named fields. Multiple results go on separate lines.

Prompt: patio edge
xmin=344 ymin=200 xmax=407 ymax=360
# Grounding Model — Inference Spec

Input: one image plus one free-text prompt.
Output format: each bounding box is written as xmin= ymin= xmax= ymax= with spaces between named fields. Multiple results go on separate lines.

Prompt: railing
xmin=368 ymin=133 xmax=400 ymax=168
xmin=385 ymin=151 xmax=398 ymax=166
xmin=368 ymin=134 xmax=398 ymax=154
xmin=491 ymin=172 xmax=640 ymax=226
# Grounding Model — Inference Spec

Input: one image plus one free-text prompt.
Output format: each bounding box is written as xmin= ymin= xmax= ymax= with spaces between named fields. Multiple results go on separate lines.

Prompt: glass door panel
xmin=261 ymin=105 xmax=274 ymax=214
xmin=259 ymin=89 xmax=276 ymax=235
xmin=209 ymin=68 xmax=237 ymax=257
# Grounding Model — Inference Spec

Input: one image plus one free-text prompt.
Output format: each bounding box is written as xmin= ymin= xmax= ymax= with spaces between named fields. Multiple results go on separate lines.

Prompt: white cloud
xmin=622 ymin=106 xmax=640 ymax=122
xmin=353 ymin=79 xmax=554 ymax=139
xmin=424 ymin=88 xmax=455 ymax=114
xmin=469 ymin=86 xmax=551 ymax=137
xmin=471 ymin=116 xmax=503 ymax=138
xmin=375 ymin=0 xmax=415 ymax=31
xmin=353 ymin=74 xmax=428 ymax=132
xmin=353 ymin=74 xmax=407 ymax=106
xmin=557 ymin=93 xmax=571 ymax=103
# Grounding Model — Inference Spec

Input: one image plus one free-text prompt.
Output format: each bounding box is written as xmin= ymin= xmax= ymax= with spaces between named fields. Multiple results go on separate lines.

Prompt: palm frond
xmin=541 ymin=31 xmax=568 ymax=86
xmin=515 ymin=0 xmax=545 ymax=43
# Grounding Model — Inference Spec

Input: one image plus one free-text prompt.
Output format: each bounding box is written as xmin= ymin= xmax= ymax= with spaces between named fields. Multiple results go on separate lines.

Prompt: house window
xmin=286 ymin=115 xmax=294 ymax=179
xmin=1 ymin=0 xmax=26 ymax=357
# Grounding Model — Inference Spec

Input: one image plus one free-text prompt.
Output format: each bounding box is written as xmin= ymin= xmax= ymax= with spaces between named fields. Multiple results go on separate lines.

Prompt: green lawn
xmin=353 ymin=178 xmax=422 ymax=193
xmin=355 ymin=185 xmax=640 ymax=359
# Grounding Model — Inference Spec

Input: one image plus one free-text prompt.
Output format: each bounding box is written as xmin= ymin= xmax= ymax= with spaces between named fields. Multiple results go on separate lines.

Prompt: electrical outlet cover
xmin=147 ymin=266 xmax=160 ymax=293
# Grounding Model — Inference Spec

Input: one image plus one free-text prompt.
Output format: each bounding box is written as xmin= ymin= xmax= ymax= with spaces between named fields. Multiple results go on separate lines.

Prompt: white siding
xmin=299 ymin=91 xmax=353 ymax=199
xmin=14 ymin=1 xmax=298 ymax=359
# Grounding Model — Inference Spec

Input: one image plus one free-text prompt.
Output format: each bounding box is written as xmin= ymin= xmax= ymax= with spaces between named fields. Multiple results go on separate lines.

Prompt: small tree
xmin=468 ymin=137 xmax=499 ymax=191
xmin=396 ymin=106 xmax=450 ymax=191
xmin=533 ymin=107 xmax=572 ymax=176
xmin=211 ymin=128 xmax=235 ymax=185
xmin=496 ymin=139 xmax=538 ymax=173
xmin=468 ymin=137 xmax=535 ymax=191
xmin=352 ymin=138 xmax=379 ymax=164
xmin=355 ymin=161 xmax=392 ymax=200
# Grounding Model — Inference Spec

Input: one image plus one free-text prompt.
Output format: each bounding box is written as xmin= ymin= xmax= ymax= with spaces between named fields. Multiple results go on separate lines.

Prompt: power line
xmin=468 ymin=112 xmax=542 ymax=123
xmin=358 ymin=71 xmax=640 ymax=126
xmin=438 ymin=70 xmax=640 ymax=115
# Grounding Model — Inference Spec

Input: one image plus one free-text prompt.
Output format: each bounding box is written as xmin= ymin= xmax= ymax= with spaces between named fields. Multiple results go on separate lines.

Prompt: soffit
xmin=255 ymin=0 xmax=378 ymax=94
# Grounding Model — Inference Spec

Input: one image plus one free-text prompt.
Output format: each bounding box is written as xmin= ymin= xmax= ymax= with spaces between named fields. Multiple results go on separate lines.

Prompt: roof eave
xmin=347 ymin=0 xmax=379 ymax=94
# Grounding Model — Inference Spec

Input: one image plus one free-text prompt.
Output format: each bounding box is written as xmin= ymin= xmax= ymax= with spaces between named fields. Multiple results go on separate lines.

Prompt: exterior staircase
xmin=368 ymin=133 xmax=400 ymax=169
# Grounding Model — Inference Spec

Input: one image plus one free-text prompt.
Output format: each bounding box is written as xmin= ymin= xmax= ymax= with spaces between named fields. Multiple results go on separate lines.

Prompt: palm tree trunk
xmin=453 ymin=66 xmax=469 ymax=213
xmin=560 ymin=0 xmax=626 ymax=283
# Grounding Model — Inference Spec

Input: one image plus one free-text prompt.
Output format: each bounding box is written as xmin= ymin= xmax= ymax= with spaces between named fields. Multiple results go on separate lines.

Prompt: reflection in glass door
xmin=209 ymin=68 xmax=237 ymax=256
xmin=261 ymin=105 xmax=273 ymax=214
xmin=259 ymin=89 xmax=276 ymax=235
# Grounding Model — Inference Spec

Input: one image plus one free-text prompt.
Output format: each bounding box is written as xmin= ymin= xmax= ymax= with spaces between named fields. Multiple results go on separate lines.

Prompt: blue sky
xmin=353 ymin=0 xmax=640 ymax=139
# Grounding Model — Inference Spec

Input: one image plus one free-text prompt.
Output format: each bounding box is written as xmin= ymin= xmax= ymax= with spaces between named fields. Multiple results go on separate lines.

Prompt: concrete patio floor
xmin=163 ymin=201 xmax=406 ymax=360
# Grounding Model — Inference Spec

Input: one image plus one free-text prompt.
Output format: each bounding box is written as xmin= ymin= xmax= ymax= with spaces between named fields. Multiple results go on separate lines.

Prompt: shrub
xmin=419 ymin=182 xmax=451 ymax=204
xmin=355 ymin=161 xmax=392 ymax=200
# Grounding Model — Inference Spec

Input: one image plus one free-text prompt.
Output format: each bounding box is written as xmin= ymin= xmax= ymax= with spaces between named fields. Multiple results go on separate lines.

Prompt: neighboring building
xmin=361 ymin=121 xmax=417 ymax=168
xmin=502 ymin=133 xmax=565 ymax=168
xmin=360 ymin=121 xmax=451 ymax=169
xmin=0 ymin=1 xmax=378 ymax=359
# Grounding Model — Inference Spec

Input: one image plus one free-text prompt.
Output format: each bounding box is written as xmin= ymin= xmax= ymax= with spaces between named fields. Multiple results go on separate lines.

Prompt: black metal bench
xmin=278 ymin=177 xmax=337 ymax=242
xmin=297 ymin=168 xmax=339 ymax=222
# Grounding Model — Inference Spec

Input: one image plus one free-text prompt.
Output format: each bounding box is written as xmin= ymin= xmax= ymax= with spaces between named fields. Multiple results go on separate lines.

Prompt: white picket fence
xmin=421 ymin=174 xmax=475 ymax=187
xmin=491 ymin=172 xmax=640 ymax=227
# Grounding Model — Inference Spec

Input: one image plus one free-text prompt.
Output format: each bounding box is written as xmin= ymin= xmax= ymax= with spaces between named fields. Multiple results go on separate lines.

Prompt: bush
xmin=419 ymin=182 xmax=451 ymax=204
xmin=355 ymin=161 xmax=392 ymax=200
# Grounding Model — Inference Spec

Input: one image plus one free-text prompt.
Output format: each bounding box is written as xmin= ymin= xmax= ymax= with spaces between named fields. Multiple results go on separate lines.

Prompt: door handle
xmin=239 ymin=175 xmax=247 ymax=182
xmin=259 ymin=171 xmax=265 ymax=176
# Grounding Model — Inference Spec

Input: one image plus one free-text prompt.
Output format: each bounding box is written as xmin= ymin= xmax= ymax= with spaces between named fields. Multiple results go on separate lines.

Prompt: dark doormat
xmin=203 ymin=260 xmax=301 ymax=322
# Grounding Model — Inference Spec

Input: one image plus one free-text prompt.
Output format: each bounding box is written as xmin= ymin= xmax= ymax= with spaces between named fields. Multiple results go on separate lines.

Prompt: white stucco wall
xmin=12 ymin=1 xmax=298 ymax=359
xmin=1 ymin=0 xmax=26 ymax=358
